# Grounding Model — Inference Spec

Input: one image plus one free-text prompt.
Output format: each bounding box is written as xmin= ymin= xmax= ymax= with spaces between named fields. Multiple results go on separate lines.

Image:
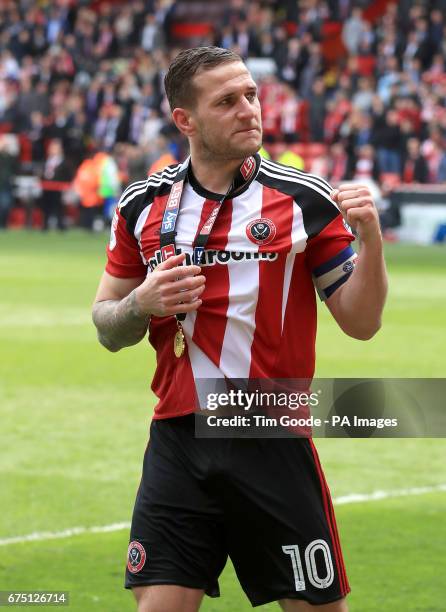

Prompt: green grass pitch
xmin=0 ymin=231 xmax=445 ymax=611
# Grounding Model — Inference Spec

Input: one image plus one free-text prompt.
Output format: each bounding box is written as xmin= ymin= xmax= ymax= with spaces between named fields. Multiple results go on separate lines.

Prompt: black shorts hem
xmin=249 ymin=589 xmax=351 ymax=607
xmin=124 ymin=578 xmax=220 ymax=598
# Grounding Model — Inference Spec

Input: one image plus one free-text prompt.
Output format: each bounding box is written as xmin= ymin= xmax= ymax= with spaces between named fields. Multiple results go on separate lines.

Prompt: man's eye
xmin=246 ymin=92 xmax=257 ymax=102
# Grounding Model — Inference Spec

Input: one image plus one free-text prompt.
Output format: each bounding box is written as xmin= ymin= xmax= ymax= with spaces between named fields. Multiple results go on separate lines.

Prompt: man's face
xmin=187 ymin=61 xmax=262 ymax=161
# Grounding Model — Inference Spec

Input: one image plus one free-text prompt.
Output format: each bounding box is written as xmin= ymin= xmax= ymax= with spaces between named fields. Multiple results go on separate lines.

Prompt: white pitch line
xmin=1 ymin=484 xmax=445 ymax=547
xmin=334 ymin=483 xmax=446 ymax=505
xmin=0 ymin=522 xmax=130 ymax=547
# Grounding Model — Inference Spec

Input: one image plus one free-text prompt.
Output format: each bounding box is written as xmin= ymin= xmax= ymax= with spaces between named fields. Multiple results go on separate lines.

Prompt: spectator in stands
xmin=352 ymin=77 xmax=375 ymax=113
xmin=39 ymin=139 xmax=73 ymax=231
xmin=140 ymin=109 xmax=165 ymax=147
xmin=148 ymin=134 xmax=178 ymax=174
xmin=28 ymin=111 xmax=46 ymax=167
xmin=3 ymin=0 xmax=446 ymax=235
xmin=437 ymin=149 xmax=446 ymax=183
xmin=327 ymin=142 xmax=349 ymax=183
xmin=372 ymin=108 xmax=404 ymax=175
xmin=429 ymin=9 xmax=444 ymax=51
xmin=276 ymin=34 xmax=301 ymax=89
xmin=73 ymin=150 xmax=103 ymax=231
xmin=280 ymin=84 xmax=304 ymax=144
xmin=141 ymin=13 xmax=165 ymax=52
xmin=353 ymin=144 xmax=380 ymax=182
xmin=0 ymin=49 xmax=20 ymax=80
xmin=402 ymin=137 xmax=429 ymax=183
xmin=223 ymin=0 xmax=247 ymax=28
xmin=270 ymin=25 xmax=289 ymax=73
xmin=0 ymin=134 xmax=18 ymax=228
xmin=96 ymin=150 xmax=121 ymax=220
xmin=342 ymin=7 xmax=368 ymax=55
xmin=377 ymin=56 xmax=401 ymax=105
xmin=324 ymin=90 xmax=351 ymax=144
xmin=357 ymin=19 xmax=375 ymax=55
xmin=93 ymin=104 xmax=126 ymax=152
xmin=299 ymin=40 xmax=324 ymax=100
xmin=411 ymin=17 xmax=436 ymax=69
xmin=422 ymin=140 xmax=444 ymax=183
xmin=308 ymin=77 xmax=326 ymax=142
xmin=232 ymin=20 xmax=256 ymax=59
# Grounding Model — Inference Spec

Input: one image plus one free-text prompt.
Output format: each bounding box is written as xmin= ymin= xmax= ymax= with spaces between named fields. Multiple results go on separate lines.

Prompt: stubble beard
xmin=197 ymin=126 xmax=262 ymax=162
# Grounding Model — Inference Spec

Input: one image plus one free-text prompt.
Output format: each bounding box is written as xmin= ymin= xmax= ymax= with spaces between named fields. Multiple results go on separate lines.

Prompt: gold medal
xmin=174 ymin=323 xmax=185 ymax=358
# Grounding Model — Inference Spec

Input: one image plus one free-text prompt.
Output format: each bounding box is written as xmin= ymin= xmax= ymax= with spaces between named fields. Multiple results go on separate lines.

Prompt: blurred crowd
xmin=1 ymin=0 xmax=446 ymax=229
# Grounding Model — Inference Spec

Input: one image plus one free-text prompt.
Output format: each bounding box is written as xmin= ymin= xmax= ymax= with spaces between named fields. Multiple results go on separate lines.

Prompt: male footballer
xmin=92 ymin=47 xmax=387 ymax=612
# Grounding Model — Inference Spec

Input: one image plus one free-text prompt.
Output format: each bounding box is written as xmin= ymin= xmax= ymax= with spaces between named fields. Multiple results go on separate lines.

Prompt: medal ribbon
xmin=159 ymin=155 xmax=258 ymax=323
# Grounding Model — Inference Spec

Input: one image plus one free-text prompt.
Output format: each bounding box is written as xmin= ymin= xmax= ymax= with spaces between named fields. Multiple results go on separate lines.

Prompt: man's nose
xmin=236 ymin=97 xmax=256 ymax=120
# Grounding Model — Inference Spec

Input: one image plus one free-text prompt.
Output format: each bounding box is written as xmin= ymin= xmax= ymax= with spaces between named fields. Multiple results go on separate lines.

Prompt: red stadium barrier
xmin=40 ymin=181 xmax=72 ymax=191
xmin=171 ymin=23 xmax=213 ymax=38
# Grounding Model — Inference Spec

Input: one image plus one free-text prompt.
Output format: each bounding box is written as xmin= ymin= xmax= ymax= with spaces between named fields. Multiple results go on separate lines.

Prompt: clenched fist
xmin=135 ymin=253 xmax=205 ymax=317
xmin=331 ymin=184 xmax=381 ymax=243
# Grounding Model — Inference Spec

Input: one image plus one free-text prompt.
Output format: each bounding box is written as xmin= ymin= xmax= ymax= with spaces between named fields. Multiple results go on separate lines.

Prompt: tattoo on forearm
xmin=92 ymin=289 xmax=150 ymax=352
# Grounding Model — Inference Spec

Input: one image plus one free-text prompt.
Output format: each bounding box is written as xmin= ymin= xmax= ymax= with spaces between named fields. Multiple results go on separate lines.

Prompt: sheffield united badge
xmin=127 ymin=541 xmax=147 ymax=574
xmin=246 ymin=218 xmax=276 ymax=246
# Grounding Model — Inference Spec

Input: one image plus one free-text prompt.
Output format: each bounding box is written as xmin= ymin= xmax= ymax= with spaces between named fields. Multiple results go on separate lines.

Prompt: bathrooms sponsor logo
xmin=148 ymin=248 xmax=278 ymax=271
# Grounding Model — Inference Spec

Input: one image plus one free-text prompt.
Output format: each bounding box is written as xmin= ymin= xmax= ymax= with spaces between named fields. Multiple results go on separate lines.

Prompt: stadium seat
xmin=7 ymin=207 xmax=26 ymax=228
xmin=306 ymin=143 xmax=328 ymax=157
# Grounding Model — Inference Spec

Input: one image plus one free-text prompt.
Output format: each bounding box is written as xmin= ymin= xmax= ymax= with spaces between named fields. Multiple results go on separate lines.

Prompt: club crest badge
xmin=127 ymin=541 xmax=146 ymax=574
xmin=246 ymin=218 xmax=276 ymax=245
xmin=343 ymin=260 xmax=354 ymax=273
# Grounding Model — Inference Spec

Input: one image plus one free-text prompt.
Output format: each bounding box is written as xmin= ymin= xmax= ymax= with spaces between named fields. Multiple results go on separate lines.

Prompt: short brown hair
xmin=164 ymin=46 xmax=243 ymax=111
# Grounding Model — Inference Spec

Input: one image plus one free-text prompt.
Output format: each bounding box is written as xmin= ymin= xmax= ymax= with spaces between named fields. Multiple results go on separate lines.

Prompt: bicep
xmin=94 ymin=271 xmax=145 ymax=303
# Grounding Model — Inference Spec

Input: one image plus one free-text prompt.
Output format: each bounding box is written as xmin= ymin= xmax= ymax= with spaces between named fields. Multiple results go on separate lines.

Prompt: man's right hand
xmin=135 ymin=253 xmax=205 ymax=317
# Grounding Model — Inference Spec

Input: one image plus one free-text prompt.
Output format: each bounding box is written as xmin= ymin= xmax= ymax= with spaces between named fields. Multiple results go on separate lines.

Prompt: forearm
xmin=330 ymin=236 xmax=388 ymax=340
xmin=92 ymin=289 xmax=150 ymax=352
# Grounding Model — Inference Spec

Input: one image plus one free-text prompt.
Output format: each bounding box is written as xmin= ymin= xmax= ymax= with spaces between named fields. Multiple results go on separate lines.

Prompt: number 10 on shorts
xmin=282 ymin=539 xmax=334 ymax=591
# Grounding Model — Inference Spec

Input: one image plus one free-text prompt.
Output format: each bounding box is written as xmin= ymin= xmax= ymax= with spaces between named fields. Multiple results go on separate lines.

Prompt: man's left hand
xmin=330 ymin=184 xmax=381 ymax=243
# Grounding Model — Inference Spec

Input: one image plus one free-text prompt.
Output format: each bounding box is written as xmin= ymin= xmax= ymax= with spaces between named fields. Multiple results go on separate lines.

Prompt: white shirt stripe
xmin=134 ymin=204 xmax=152 ymax=266
xmin=281 ymin=204 xmax=308 ymax=330
xmin=219 ymin=181 xmax=263 ymax=377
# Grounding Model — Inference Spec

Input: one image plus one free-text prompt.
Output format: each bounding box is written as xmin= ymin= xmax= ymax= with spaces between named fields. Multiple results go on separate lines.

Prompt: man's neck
xmin=189 ymin=155 xmax=244 ymax=195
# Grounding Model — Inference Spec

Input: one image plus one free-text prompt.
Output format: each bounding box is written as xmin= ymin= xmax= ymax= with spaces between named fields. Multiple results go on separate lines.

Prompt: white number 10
xmin=282 ymin=540 xmax=334 ymax=591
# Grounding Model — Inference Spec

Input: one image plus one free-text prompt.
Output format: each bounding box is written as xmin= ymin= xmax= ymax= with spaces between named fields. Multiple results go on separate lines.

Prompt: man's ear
xmin=172 ymin=108 xmax=196 ymax=137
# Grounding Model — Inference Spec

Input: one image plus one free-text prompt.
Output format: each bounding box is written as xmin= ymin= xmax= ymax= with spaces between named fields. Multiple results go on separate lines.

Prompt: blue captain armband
xmin=312 ymin=246 xmax=358 ymax=300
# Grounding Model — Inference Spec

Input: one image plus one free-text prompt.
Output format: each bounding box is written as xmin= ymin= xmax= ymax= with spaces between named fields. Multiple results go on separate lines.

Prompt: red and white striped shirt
xmin=105 ymin=154 xmax=356 ymax=419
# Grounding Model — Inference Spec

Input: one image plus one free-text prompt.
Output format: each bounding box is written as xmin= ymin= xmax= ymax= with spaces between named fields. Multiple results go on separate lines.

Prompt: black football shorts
xmin=125 ymin=414 xmax=350 ymax=607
